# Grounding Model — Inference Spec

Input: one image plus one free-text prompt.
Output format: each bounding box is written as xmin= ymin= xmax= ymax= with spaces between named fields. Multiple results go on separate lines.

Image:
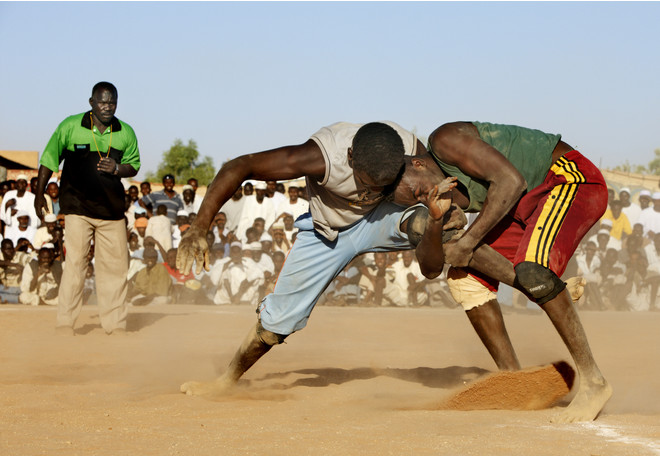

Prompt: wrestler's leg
xmin=181 ymin=321 xmax=285 ymax=396
xmin=447 ymin=268 xmax=520 ymax=371
xmin=465 ymin=300 xmax=520 ymax=370
xmin=541 ymin=290 xmax=612 ymax=423
xmin=182 ymin=213 xmax=360 ymax=396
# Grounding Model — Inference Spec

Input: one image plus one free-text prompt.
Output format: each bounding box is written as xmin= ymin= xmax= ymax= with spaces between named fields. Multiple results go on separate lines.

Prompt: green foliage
xmin=648 ymin=149 xmax=660 ymax=175
xmin=145 ymin=139 xmax=216 ymax=185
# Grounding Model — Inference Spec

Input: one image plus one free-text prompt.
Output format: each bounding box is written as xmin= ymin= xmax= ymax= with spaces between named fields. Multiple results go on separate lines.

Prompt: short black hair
xmin=91 ymin=81 xmax=118 ymax=98
xmin=162 ymin=174 xmax=175 ymax=182
xmin=351 ymin=122 xmax=405 ymax=185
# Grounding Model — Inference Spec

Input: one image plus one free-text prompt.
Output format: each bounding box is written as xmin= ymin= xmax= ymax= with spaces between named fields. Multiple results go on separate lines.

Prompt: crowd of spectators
xmin=568 ymin=187 xmax=660 ymax=311
xmin=1 ymin=172 xmax=659 ymax=311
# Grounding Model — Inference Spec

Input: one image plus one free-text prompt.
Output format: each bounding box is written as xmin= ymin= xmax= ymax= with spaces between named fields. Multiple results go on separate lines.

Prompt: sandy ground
xmin=1 ymin=303 xmax=659 ymax=456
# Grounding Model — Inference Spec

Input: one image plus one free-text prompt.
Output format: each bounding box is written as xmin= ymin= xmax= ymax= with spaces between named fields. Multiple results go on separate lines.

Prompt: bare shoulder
xmin=428 ymin=122 xmax=480 ymax=162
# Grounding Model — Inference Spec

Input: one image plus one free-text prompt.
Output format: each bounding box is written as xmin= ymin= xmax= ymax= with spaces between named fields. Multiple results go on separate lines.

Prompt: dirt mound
xmin=439 ymin=361 xmax=575 ymax=411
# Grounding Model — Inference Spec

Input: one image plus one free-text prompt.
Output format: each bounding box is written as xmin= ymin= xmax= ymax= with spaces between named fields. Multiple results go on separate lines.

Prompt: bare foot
xmin=551 ymin=377 xmax=612 ymax=423
xmin=180 ymin=375 xmax=235 ymax=397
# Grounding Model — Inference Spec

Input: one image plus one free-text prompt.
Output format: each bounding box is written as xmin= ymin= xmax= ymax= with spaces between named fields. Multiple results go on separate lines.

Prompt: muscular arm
xmin=193 ymin=139 xmax=325 ymax=233
xmin=177 ymin=140 xmax=326 ymax=274
xmin=429 ymin=122 xmax=526 ymax=266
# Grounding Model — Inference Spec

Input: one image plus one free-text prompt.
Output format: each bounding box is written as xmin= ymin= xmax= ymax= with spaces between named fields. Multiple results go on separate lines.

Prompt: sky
xmin=1 ymin=1 xmax=659 ymax=180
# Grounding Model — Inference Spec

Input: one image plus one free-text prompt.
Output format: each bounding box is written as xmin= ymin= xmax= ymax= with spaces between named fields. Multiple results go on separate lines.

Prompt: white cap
xmin=600 ymin=219 xmax=613 ymax=227
xmin=16 ymin=210 xmax=29 ymax=218
xmin=247 ymin=242 xmax=262 ymax=251
xmin=639 ymin=190 xmax=651 ymax=198
xmin=255 ymin=181 xmax=267 ymax=190
xmin=260 ymin=233 xmax=272 ymax=242
xmin=16 ymin=174 xmax=28 ymax=182
xmin=134 ymin=206 xmax=146 ymax=214
xmin=620 ymin=187 xmax=631 ymax=195
xmin=182 ymin=184 xmax=194 ymax=192
xmin=41 ymin=242 xmax=55 ymax=249
xmin=177 ymin=210 xmax=189 ymax=217
xmin=44 ymin=214 xmax=57 ymax=223
xmin=230 ymin=241 xmax=242 ymax=249
xmin=271 ymin=222 xmax=285 ymax=230
xmin=653 ymin=192 xmax=660 ymax=200
xmin=597 ymin=229 xmax=611 ymax=236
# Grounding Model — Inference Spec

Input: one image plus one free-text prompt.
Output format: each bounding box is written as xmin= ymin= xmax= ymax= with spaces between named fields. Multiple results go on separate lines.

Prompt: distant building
xmin=0 ymin=150 xmax=40 ymax=181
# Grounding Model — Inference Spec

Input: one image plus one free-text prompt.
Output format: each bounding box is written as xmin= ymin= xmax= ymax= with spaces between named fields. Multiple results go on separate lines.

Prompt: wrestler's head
xmin=392 ymin=153 xmax=448 ymax=207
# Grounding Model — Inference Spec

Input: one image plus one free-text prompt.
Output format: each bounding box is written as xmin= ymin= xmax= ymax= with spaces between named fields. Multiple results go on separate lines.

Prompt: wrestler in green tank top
xmin=429 ymin=121 xmax=561 ymax=212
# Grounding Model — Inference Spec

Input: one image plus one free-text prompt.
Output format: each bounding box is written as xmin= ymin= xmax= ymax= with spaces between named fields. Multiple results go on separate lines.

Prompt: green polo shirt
xmin=41 ymin=111 xmax=140 ymax=220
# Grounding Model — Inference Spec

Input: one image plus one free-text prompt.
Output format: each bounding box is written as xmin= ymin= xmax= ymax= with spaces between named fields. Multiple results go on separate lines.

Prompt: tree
xmin=146 ymin=139 xmax=216 ymax=185
xmin=648 ymin=149 xmax=660 ymax=175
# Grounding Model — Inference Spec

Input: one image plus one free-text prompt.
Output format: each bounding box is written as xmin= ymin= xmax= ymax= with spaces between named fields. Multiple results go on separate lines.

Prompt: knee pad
xmin=514 ymin=261 xmax=566 ymax=305
xmin=446 ymin=267 xmax=497 ymax=311
xmin=256 ymin=321 xmax=288 ymax=346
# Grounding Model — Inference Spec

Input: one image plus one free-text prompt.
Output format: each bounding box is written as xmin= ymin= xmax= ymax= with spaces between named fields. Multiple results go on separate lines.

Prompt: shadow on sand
xmin=74 ymin=311 xmax=189 ymax=334
xmin=254 ymin=365 xmax=491 ymax=390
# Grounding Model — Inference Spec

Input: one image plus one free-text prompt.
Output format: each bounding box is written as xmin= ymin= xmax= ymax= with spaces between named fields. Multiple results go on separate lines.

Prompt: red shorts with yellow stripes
xmin=468 ymin=150 xmax=608 ymax=292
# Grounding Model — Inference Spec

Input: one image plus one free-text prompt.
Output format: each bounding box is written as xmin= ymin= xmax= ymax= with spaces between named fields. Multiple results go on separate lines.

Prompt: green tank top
xmin=430 ymin=122 xmax=561 ymax=212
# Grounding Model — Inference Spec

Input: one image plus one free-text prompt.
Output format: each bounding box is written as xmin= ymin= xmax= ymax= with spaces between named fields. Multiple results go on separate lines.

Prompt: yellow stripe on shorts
xmin=525 ymin=156 xmax=586 ymax=266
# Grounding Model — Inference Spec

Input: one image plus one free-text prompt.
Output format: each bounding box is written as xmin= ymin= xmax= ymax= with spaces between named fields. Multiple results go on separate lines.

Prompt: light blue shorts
xmin=258 ymin=202 xmax=416 ymax=335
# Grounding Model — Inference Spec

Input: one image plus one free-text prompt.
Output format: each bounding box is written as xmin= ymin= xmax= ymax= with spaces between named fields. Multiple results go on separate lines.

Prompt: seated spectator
xmin=260 ymin=233 xmax=273 ymax=256
xmin=281 ymin=213 xmax=298 ymax=242
xmin=182 ymin=184 xmax=202 ymax=215
xmin=146 ymin=204 xmax=173 ymax=251
xmin=358 ymin=252 xmax=403 ymax=307
xmin=391 ymin=249 xmax=428 ymax=306
xmin=127 ymin=247 xmax=171 ymax=306
xmin=575 ymin=241 xmax=604 ymax=310
xmin=639 ymin=190 xmax=652 ymax=211
xmin=271 ymin=222 xmax=291 ymax=254
xmin=645 ymin=232 xmax=660 ymax=311
xmin=244 ymin=227 xmax=259 ymax=244
xmin=322 ymin=256 xmax=362 ymax=306
xmin=212 ymin=212 xmax=233 ymax=246
xmin=32 ymin=213 xmax=58 ymax=250
xmin=620 ymin=234 xmax=649 ymax=311
xmin=590 ymin=228 xmax=621 ymax=258
xmin=164 ymin=248 xmax=195 ymax=303
xmin=133 ymin=216 xmax=148 ymax=248
xmin=19 ymin=243 xmax=62 ymax=306
xmin=210 ymin=242 xmax=263 ymax=305
xmin=0 ymin=239 xmax=30 ymax=303
xmin=127 ymin=232 xmax=141 ymax=257
xmin=5 ymin=211 xmax=37 ymax=245
xmin=252 ymin=217 xmax=266 ymax=241
xmin=56 ymin=213 xmax=66 ymax=231
xmin=245 ymin=241 xmax=273 ymax=300
xmin=83 ymin=260 xmax=96 ymax=306
xmin=599 ymin=248 xmax=628 ymax=310
xmin=172 ymin=210 xmax=190 ymax=248
xmin=263 ymin=250 xmax=286 ymax=297
xmin=638 ymin=192 xmax=660 ymax=239
xmin=15 ymin=237 xmax=34 ymax=257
